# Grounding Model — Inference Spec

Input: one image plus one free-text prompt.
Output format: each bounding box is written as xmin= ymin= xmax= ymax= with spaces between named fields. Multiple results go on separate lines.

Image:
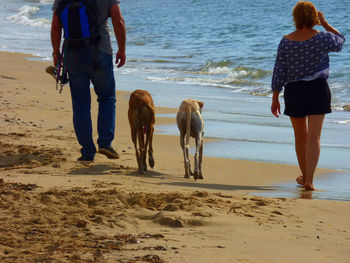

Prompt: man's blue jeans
xmin=67 ymin=48 xmax=116 ymax=159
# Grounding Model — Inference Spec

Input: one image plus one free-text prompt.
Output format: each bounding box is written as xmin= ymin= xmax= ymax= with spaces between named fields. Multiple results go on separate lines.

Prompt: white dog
xmin=176 ymin=99 xmax=204 ymax=180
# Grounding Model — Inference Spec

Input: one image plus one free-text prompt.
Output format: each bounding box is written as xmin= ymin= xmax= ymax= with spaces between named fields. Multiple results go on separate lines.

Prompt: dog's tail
xmin=141 ymin=104 xmax=154 ymax=133
xmin=185 ymin=107 xmax=191 ymax=149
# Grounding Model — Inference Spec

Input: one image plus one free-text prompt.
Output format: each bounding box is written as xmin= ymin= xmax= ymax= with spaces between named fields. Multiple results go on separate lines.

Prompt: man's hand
xmin=110 ymin=4 xmax=126 ymax=68
xmin=115 ymin=49 xmax=126 ymax=67
xmin=53 ymin=52 xmax=60 ymax=66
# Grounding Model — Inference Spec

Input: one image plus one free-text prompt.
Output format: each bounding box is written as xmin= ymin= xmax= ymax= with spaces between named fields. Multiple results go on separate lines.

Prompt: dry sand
xmin=0 ymin=51 xmax=349 ymax=262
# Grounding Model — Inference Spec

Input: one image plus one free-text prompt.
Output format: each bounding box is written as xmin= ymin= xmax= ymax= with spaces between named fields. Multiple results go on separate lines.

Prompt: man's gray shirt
xmin=53 ymin=0 xmax=118 ymax=56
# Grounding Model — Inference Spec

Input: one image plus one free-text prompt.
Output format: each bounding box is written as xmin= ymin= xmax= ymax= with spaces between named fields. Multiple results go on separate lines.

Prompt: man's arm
xmin=110 ymin=4 xmax=126 ymax=68
xmin=51 ymin=12 xmax=62 ymax=66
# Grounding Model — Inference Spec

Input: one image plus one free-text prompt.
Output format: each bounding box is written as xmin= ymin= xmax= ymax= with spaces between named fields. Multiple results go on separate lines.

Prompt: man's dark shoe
xmin=77 ymin=156 xmax=94 ymax=162
xmin=98 ymin=146 xmax=120 ymax=159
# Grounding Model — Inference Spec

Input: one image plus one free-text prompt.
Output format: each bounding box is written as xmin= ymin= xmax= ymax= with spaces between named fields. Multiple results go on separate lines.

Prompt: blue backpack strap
xmin=78 ymin=5 xmax=90 ymax=38
xmin=59 ymin=2 xmax=71 ymax=39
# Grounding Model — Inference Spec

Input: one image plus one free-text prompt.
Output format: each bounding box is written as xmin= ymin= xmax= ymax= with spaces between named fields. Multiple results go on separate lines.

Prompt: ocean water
xmin=0 ymin=0 xmax=349 ymax=199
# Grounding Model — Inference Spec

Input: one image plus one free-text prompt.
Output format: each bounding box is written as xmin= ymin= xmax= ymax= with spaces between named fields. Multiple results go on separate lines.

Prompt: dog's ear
xmin=197 ymin=100 xmax=204 ymax=109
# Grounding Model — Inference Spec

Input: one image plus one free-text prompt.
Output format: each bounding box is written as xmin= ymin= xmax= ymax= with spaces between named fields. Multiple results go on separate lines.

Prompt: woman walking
xmin=271 ymin=1 xmax=345 ymax=190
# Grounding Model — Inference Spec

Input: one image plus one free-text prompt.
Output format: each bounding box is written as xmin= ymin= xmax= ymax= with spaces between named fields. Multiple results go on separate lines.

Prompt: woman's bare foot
xmin=296 ymin=175 xmax=304 ymax=185
xmin=303 ymin=183 xmax=316 ymax=190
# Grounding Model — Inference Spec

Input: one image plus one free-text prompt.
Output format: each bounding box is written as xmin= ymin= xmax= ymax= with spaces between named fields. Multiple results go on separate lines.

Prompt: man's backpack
xmin=56 ymin=0 xmax=100 ymax=48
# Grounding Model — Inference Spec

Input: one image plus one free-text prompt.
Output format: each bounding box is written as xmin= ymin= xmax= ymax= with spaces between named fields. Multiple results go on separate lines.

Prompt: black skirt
xmin=284 ymin=78 xmax=332 ymax=117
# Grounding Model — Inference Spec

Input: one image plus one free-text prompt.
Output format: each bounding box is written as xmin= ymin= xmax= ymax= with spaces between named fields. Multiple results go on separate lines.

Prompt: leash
xmin=54 ymin=41 xmax=69 ymax=93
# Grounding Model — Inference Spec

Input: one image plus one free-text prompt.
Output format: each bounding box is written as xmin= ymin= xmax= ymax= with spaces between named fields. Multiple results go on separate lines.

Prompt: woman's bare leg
xmin=290 ymin=117 xmax=308 ymax=185
xmin=304 ymin=114 xmax=325 ymax=190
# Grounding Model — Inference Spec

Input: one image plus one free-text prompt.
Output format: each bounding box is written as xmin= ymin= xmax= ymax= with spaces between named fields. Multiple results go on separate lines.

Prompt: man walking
xmin=51 ymin=0 xmax=126 ymax=161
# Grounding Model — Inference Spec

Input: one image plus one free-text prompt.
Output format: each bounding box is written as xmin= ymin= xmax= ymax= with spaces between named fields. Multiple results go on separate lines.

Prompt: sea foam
xmin=7 ymin=5 xmax=50 ymax=28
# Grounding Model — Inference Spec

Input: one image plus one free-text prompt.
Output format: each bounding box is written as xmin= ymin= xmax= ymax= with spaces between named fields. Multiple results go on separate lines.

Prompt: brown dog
xmin=176 ymin=99 xmax=204 ymax=180
xmin=128 ymin=90 xmax=155 ymax=174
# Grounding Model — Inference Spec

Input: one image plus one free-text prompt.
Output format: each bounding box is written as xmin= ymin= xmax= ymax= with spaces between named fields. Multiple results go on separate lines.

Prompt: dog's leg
xmin=148 ymin=124 xmax=155 ymax=168
xmin=193 ymin=135 xmax=201 ymax=180
xmin=198 ymin=139 xmax=203 ymax=179
xmin=132 ymin=124 xmax=142 ymax=174
xmin=184 ymin=109 xmax=193 ymax=177
xmin=129 ymin=109 xmax=143 ymax=174
xmin=144 ymin=124 xmax=150 ymax=172
xmin=185 ymin=145 xmax=193 ymax=176
xmin=177 ymin=111 xmax=192 ymax=178
xmin=135 ymin=128 xmax=144 ymax=174
xmin=142 ymin=105 xmax=154 ymax=172
xmin=180 ymin=133 xmax=190 ymax=178
xmin=137 ymin=126 xmax=146 ymax=173
xmin=130 ymin=109 xmax=144 ymax=174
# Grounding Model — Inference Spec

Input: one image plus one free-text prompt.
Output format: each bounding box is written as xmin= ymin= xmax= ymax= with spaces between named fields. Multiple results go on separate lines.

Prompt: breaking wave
xmin=7 ymin=5 xmax=50 ymax=28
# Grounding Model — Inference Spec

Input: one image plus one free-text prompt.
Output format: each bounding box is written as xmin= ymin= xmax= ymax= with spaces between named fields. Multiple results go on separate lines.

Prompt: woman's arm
xmin=318 ymin=11 xmax=340 ymax=35
xmin=271 ymin=40 xmax=286 ymax=118
xmin=318 ymin=11 xmax=345 ymax=52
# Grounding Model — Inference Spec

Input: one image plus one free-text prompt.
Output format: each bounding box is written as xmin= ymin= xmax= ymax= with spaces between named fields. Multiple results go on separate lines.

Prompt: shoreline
xmin=0 ymin=50 xmax=335 ymax=193
xmin=0 ymin=50 xmax=344 ymax=195
xmin=1 ymin=51 xmax=349 ymax=262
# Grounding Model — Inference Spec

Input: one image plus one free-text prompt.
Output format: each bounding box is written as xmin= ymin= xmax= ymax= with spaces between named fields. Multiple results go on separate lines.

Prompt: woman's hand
xmin=271 ymin=91 xmax=281 ymax=118
xmin=317 ymin=11 xmax=326 ymax=26
xmin=271 ymin=100 xmax=281 ymax=118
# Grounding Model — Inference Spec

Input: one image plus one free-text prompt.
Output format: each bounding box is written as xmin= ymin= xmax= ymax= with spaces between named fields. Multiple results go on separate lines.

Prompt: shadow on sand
xmin=69 ymin=164 xmax=129 ymax=175
xmin=69 ymin=164 xmax=279 ymax=193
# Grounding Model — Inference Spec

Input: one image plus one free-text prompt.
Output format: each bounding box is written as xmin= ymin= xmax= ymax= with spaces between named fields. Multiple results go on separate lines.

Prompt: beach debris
xmin=134 ymin=254 xmax=166 ymax=263
xmin=0 ymin=178 xmax=37 ymax=191
xmin=142 ymin=245 xmax=167 ymax=251
xmin=0 ymin=142 xmax=66 ymax=169
xmin=272 ymin=210 xmax=283 ymax=215
xmin=228 ymin=205 xmax=242 ymax=214
xmin=152 ymin=213 xmax=186 ymax=228
xmin=192 ymin=211 xmax=213 ymax=217
xmin=214 ymin=192 xmax=233 ymax=198
xmin=114 ymin=234 xmax=139 ymax=245
xmin=0 ymin=74 xmax=17 ymax=80
xmin=75 ymin=220 xmax=88 ymax=228
xmin=139 ymin=233 xmax=165 ymax=239
xmin=192 ymin=191 xmax=209 ymax=198
xmin=243 ymin=213 xmax=255 ymax=218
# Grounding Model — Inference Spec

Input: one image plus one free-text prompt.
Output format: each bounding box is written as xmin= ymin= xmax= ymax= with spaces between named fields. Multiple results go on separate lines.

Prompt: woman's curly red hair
xmin=293 ymin=1 xmax=319 ymax=29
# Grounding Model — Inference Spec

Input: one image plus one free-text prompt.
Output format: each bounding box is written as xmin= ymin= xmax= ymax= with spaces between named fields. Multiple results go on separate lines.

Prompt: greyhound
xmin=128 ymin=90 xmax=155 ymax=174
xmin=176 ymin=99 xmax=204 ymax=180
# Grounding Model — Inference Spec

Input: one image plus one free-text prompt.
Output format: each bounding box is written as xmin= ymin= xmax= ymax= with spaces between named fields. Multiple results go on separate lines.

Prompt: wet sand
xmin=0 ymin=51 xmax=349 ymax=262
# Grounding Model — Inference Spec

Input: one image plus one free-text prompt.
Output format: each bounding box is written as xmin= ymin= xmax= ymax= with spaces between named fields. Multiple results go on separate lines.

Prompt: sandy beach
xmin=0 ymin=51 xmax=349 ymax=262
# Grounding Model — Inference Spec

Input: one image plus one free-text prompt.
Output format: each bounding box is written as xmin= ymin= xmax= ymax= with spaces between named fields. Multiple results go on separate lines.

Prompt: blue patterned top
xmin=271 ymin=31 xmax=345 ymax=92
